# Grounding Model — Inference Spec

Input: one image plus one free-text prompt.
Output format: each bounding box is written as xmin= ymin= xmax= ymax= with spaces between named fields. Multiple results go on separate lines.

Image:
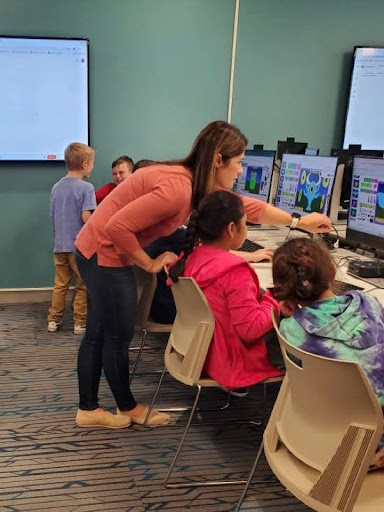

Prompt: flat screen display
xmin=0 ymin=36 xmax=89 ymax=161
xmin=233 ymin=149 xmax=275 ymax=202
xmin=346 ymin=156 xmax=384 ymax=250
xmin=275 ymin=154 xmax=338 ymax=216
xmin=343 ymin=47 xmax=384 ymax=150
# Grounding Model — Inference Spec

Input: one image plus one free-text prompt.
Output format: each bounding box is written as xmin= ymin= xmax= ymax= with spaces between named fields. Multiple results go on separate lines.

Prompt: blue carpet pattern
xmin=0 ymin=302 xmax=311 ymax=511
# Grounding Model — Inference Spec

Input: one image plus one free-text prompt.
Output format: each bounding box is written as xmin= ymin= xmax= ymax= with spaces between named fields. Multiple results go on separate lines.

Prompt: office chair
xmin=235 ymin=310 xmax=384 ymax=511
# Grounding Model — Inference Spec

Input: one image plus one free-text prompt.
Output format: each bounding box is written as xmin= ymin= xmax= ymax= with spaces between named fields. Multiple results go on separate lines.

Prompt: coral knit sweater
xmin=184 ymin=246 xmax=284 ymax=389
xmin=75 ymin=164 xmax=268 ymax=267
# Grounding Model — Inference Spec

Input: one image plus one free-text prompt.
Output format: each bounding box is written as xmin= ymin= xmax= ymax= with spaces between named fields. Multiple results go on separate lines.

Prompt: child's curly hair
xmin=271 ymin=238 xmax=336 ymax=303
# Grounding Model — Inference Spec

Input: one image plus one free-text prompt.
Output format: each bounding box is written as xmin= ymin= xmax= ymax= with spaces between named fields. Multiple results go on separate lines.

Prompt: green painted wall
xmin=2 ymin=0 xmax=384 ymax=288
xmin=0 ymin=0 xmax=234 ymax=287
xmin=233 ymin=0 xmax=384 ymax=152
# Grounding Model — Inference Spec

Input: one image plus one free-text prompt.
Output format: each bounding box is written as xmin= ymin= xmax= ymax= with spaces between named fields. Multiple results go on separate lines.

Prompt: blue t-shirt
xmin=50 ymin=177 xmax=96 ymax=253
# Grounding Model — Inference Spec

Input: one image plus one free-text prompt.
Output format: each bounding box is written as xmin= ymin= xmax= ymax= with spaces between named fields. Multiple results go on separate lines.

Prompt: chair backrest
xmin=165 ymin=277 xmax=215 ymax=386
xmin=264 ymin=310 xmax=383 ymax=511
xmin=133 ymin=266 xmax=157 ymax=328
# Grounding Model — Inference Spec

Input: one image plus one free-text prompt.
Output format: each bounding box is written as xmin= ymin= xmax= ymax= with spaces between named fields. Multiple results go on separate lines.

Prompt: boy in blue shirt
xmin=48 ymin=143 xmax=96 ymax=335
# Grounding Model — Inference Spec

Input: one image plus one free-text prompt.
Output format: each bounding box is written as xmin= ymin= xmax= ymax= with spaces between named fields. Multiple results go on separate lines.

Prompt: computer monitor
xmin=305 ymin=147 xmax=319 ymax=156
xmin=346 ymin=156 xmax=384 ymax=252
xmin=343 ymin=47 xmax=384 ymax=150
xmin=330 ymin=147 xmax=384 ymax=207
xmin=233 ymin=149 xmax=275 ymax=202
xmin=274 ymin=154 xmax=338 ymax=217
xmin=277 ymin=137 xmax=308 ymax=160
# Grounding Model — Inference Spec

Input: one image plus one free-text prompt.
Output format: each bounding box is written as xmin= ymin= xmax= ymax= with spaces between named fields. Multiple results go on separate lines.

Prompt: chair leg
xmin=158 ymin=390 xmax=231 ymax=414
xmin=165 ymin=386 xmax=247 ymax=488
xmin=143 ymin=365 xmax=167 ymax=427
xmin=262 ymin=383 xmax=268 ymax=425
xmin=129 ymin=328 xmax=151 ymax=351
xmin=164 ymin=385 xmax=202 ymax=488
xmin=129 ymin=329 xmax=147 ymax=384
xmin=234 ymin=440 xmax=264 ymax=512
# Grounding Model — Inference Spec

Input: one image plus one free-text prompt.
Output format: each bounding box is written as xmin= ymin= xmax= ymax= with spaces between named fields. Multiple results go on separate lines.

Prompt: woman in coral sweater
xmin=169 ymin=190 xmax=284 ymax=389
xmin=75 ymin=121 xmax=329 ymax=429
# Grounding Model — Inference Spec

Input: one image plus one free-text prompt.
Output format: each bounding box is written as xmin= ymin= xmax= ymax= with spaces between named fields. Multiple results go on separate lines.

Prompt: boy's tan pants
xmin=48 ymin=253 xmax=86 ymax=326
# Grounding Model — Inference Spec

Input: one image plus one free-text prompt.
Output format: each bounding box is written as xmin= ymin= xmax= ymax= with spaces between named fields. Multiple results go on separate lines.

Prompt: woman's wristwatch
xmin=290 ymin=212 xmax=301 ymax=230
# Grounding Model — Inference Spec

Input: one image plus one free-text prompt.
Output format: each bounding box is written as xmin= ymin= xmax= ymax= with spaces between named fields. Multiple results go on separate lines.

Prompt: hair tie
xmin=297 ymin=267 xmax=309 ymax=288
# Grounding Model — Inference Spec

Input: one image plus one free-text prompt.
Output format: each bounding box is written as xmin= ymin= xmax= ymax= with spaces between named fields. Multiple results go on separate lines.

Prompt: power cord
xmin=336 ymin=255 xmax=360 ymax=270
xmin=331 ymin=223 xmax=340 ymax=249
xmin=364 ymin=286 xmax=380 ymax=294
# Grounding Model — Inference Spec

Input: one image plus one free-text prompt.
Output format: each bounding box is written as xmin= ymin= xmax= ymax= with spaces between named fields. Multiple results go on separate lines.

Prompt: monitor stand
xmin=329 ymin=164 xmax=344 ymax=223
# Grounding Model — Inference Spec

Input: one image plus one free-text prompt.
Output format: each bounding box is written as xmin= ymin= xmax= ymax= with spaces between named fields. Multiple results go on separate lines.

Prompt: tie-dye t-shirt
xmin=280 ymin=291 xmax=384 ymax=447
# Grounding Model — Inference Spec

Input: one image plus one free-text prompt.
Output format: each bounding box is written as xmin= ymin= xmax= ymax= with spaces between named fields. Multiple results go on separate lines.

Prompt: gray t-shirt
xmin=50 ymin=177 xmax=96 ymax=253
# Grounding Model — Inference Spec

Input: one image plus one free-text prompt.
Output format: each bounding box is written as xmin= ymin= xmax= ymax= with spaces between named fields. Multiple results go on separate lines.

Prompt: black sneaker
xmin=230 ymin=387 xmax=249 ymax=398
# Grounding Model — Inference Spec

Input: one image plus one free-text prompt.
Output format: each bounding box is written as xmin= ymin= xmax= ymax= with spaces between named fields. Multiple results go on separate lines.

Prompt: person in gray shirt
xmin=48 ymin=143 xmax=96 ymax=335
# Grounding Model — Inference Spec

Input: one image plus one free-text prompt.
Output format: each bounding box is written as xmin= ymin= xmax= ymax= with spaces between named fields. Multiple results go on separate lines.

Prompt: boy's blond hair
xmin=64 ymin=143 xmax=95 ymax=170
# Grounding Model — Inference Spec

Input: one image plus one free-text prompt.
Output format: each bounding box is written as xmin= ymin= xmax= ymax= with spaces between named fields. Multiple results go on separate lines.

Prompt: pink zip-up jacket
xmin=184 ymin=246 xmax=283 ymax=389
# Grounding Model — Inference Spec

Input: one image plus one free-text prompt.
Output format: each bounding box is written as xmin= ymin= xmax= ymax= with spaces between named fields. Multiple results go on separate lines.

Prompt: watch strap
xmin=290 ymin=215 xmax=300 ymax=230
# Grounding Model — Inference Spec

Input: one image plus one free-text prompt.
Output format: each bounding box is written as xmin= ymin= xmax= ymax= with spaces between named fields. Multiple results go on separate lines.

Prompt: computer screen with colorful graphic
xmin=274 ymin=154 xmax=338 ymax=216
xmin=346 ymin=156 xmax=384 ymax=251
xmin=233 ymin=149 xmax=275 ymax=202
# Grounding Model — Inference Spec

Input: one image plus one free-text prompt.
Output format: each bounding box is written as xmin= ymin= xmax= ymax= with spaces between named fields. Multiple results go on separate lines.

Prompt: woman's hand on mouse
xmin=298 ymin=212 xmax=331 ymax=233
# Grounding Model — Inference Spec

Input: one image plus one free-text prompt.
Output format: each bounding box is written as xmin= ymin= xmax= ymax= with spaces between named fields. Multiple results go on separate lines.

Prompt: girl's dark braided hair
xmin=169 ymin=190 xmax=245 ymax=282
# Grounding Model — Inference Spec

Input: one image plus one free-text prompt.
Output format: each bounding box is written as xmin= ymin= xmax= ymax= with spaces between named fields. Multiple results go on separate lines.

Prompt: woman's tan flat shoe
xmin=76 ymin=408 xmax=131 ymax=429
xmin=117 ymin=406 xmax=170 ymax=426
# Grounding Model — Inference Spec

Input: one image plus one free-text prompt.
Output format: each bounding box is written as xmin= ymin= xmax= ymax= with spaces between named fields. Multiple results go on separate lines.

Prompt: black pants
xmin=264 ymin=329 xmax=285 ymax=370
xmin=75 ymin=250 xmax=137 ymax=411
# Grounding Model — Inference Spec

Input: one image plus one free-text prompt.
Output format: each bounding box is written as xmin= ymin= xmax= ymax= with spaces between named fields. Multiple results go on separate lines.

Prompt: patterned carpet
xmin=0 ymin=302 xmax=311 ymax=511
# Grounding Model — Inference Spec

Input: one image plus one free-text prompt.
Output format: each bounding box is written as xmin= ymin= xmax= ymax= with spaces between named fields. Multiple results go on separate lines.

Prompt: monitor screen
xmin=343 ymin=47 xmax=384 ymax=150
xmin=346 ymin=156 xmax=384 ymax=251
xmin=330 ymin=148 xmax=384 ymax=206
xmin=275 ymin=154 xmax=338 ymax=216
xmin=0 ymin=36 xmax=89 ymax=161
xmin=305 ymin=148 xmax=319 ymax=156
xmin=233 ymin=149 xmax=275 ymax=202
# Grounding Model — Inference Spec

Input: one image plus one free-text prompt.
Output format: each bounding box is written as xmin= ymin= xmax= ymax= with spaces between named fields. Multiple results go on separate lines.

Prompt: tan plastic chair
xmin=129 ymin=266 xmax=173 ymax=383
xmin=235 ymin=310 xmax=384 ymax=511
xmin=145 ymin=277 xmax=283 ymax=490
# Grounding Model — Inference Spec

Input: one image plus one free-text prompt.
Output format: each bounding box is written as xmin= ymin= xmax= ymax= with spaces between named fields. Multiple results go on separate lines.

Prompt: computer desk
xmin=247 ymin=227 xmax=384 ymax=306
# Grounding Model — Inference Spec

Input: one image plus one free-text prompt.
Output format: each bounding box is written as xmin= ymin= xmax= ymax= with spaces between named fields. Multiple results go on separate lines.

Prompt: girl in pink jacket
xmin=169 ymin=190 xmax=284 ymax=389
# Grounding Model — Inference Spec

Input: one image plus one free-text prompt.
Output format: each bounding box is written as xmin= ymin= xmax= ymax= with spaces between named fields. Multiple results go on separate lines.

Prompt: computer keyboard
xmin=247 ymin=224 xmax=279 ymax=231
xmin=240 ymin=238 xmax=265 ymax=252
xmin=334 ymin=280 xmax=364 ymax=294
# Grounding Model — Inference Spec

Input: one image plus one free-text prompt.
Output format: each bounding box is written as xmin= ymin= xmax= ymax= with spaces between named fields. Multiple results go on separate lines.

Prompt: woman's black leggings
xmin=75 ymin=250 xmax=137 ymax=411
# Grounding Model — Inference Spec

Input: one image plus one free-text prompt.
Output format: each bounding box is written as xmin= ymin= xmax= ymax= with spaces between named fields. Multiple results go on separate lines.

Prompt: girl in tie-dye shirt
xmin=271 ymin=238 xmax=384 ymax=469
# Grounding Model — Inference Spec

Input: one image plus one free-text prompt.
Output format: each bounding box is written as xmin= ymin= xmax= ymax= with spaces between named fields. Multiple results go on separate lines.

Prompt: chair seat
xmin=354 ymin=471 xmax=384 ymax=511
xmin=142 ymin=321 xmax=173 ymax=333
xmin=165 ymin=348 xmax=221 ymax=388
xmin=196 ymin=377 xmax=221 ymax=387
xmin=266 ymin=443 xmax=384 ymax=511
xmin=265 ymin=443 xmax=320 ymax=496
